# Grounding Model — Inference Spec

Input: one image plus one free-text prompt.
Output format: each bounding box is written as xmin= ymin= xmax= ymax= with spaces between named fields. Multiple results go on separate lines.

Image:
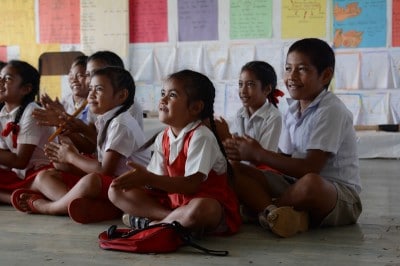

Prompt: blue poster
xmin=333 ymin=0 xmax=386 ymax=48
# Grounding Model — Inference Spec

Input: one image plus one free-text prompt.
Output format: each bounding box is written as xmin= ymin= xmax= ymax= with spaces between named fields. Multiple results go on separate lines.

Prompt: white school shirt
xmin=147 ymin=120 xmax=227 ymax=178
xmin=279 ymin=90 xmax=361 ymax=193
xmin=230 ymin=101 xmax=282 ymax=152
xmin=0 ymin=102 xmax=53 ymax=178
xmin=89 ymin=101 xmax=144 ymax=130
xmin=61 ymin=93 xmax=91 ymax=124
xmin=95 ymin=106 xmax=150 ymax=176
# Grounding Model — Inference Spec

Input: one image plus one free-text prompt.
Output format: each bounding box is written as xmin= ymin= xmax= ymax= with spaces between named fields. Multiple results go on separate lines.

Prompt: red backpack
xmin=98 ymin=221 xmax=229 ymax=256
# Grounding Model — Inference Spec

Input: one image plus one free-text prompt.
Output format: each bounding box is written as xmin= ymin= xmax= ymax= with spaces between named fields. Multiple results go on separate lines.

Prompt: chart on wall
xmin=333 ymin=0 xmax=386 ymax=48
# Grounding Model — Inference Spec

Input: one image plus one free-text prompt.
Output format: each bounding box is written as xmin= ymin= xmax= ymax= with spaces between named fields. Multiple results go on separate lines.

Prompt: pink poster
xmin=129 ymin=0 xmax=168 ymax=43
xmin=39 ymin=0 xmax=80 ymax=44
xmin=393 ymin=0 xmax=400 ymax=47
xmin=0 ymin=46 xmax=7 ymax=62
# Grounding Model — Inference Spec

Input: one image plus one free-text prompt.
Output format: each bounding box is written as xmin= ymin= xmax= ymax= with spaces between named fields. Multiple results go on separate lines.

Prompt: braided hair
xmin=0 ymin=60 xmax=40 ymax=148
xmin=92 ymin=66 xmax=135 ymax=148
xmin=1 ymin=60 xmax=39 ymax=121
xmin=241 ymin=61 xmax=281 ymax=107
xmin=168 ymin=69 xmax=234 ymax=182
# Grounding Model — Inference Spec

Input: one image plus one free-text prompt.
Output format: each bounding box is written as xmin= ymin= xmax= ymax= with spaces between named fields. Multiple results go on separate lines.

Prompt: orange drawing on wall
xmin=334 ymin=2 xmax=361 ymax=22
xmin=334 ymin=29 xmax=363 ymax=48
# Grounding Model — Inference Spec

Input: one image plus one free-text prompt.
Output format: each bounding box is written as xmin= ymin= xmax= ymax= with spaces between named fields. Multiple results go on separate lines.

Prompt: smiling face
xmin=239 ymin=69 xmax=269 ymax=115
xmin=0 ymin=65 xmax=31 ymax=111
xmin=284 ymin=51 xmax=333 ymax=111
xmin=88 ymin=74 xmax=126 ymax=115
xmin=158 ymin=78 xmax=202 ymax=136
xmin=68 ymin=64 xmax=88 ymax=98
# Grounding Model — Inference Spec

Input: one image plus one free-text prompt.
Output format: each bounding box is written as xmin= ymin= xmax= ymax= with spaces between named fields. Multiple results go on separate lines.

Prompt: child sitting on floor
xmin=223 ymin=38 xmax=362 ymax=238
xmin=108 ymin=69 xmax=241 ymax=235
xmin=11 ymin=66 xmax=150 ymax=223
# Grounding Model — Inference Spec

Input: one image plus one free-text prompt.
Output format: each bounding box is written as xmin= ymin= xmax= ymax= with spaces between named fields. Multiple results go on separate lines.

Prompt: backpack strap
xmin=170 ymin=221 xmax=229 ymax=256
xmin=105 ymin=222 xmax=229 ymax=256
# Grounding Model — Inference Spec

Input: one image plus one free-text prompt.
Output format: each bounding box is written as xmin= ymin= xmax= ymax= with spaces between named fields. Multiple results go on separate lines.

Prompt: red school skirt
xmin=0 ymin=164 xmax=53 ymax=191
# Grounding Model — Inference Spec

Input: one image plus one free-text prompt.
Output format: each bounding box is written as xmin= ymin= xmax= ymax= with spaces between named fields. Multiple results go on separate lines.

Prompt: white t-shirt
xmin=89 ymin=101 xmax=144 ymax=130
xmin=147 ymin=120 xmax=227 ymax=178
xmin=230 ymin=101 xmax=282 ymax=152
xmin=0 ymin=102 xmax=53 ymax=178
xmin=279 ymin=90 xmax=361 ymax=193
xmin=95 ymin=106 xmax=150 ymax=176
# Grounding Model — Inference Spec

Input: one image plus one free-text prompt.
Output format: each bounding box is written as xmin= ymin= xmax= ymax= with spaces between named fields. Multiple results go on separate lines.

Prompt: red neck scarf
xmin=1 ymin=122 xmax=20 ymax=148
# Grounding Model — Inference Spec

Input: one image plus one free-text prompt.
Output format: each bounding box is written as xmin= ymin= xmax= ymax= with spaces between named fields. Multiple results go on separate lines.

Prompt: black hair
xmin=71 ymin=55 xmax=88 ymax=68
xmin=92 ymin=66 xmax=135 ymax=148
xmin=1 ymin=60 xmax=40 ymax=125
xmin=287 ymin=38 xmax=335 ymax=89
xmin=87 ymin=51 xmax=124 ymax=68
xmin=142 ymin=69 xmax=234 ymax=182
xmin=172 ymin=70 xmax=234 ymax=181
xmin=0 ymin=61 xmax=6 ymax=70
xmin=241 ymin=61 xmax=279 ymax=107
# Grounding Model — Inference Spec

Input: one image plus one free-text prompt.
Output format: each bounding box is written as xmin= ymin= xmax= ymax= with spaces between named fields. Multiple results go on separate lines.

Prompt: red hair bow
xmin=1 ymin=122 xmax=20 ymax=148
xmin=272 ymin=89 xmax=284 ymax=104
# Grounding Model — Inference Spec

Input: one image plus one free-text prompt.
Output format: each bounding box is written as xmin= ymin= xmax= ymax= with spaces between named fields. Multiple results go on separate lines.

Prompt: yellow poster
xmin=0 ymin=0 xmax=36 ymax=45
xmin=281 ymin=0 xmax=327 ymax=39
xmin=20 ymin=43 xmax=62 ymax=99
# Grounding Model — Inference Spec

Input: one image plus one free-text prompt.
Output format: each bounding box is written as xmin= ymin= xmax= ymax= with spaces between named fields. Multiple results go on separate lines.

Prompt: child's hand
xmin=111 ymin=161 xmax=149 ymax=190
xmin=32 ymin=107 xmax=64 ymax=127
xmin=44 ymin=140 xmax=78 ymax=164
xmin=214 ymin=116 xmax=231 ymax=141
xmin=224 ymin=135 xmax=261 ymax=162
xmin=59 ymin=116 xmax=87 ymax=136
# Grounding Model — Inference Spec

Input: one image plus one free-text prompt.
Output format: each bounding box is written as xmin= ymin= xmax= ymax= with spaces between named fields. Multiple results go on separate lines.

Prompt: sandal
xmin=122 ymin=213 xmax=150 ymax=229
xmin=11 ymin=188 xmax=45 ymax=214
xmin=68 ymin=197 xmax=122 ymax=224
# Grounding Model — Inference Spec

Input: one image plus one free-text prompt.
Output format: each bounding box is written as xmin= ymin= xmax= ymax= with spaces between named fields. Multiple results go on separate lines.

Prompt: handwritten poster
xmin=359 ymin=93 xmax=388 ymax=125
xmin=129 ymin=0 xmax=167 ymax=43
xmin=38 ymin=0 xmax=80 ymax=44
xmin=333 ymin=0 xmax=386 ymax=48
xmin=393 ymin=0 xmax=400 ymax=47
xmin=281 ymin=0 xmax=326 ymax=39
xmin=230 ymin=0 xmax=272 ymax=40
xmin=226 ymin=44 xmax=255 ymax=80
xmin=334 ymin=52 xmax=360 ymax=90
xmin=0 ymin=0 xmax=35 ymax=45
xmin=178 ymin=0 xmax=218 ymax=41
xmin=389 ymin=92 xmax=400 ymax=123
xmin=129 ymin=46 xmax=154 ymax=82
xmin=153 ymin=45 xmax=176 ymax=81
xmin=203 ymin=44 xmax=228 ymax=80
xmin=336 ymin=93 xmax=362 ymax=124
xmin=80 ymin=0 xmax=129 ymax=57
xmin=390 ymin=50 xmax=400 ymax=88
xmin=360 ymin=51 xmax=390 ymax=89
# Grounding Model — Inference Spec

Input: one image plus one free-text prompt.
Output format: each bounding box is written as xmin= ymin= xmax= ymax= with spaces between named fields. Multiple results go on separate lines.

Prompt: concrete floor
xmin=0 ymin=159 xmax=399 ymax=266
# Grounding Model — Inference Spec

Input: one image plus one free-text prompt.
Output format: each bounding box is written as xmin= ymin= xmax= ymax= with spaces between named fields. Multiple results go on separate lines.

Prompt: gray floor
xmin=0 ymin=159 xmax=399 ymax=266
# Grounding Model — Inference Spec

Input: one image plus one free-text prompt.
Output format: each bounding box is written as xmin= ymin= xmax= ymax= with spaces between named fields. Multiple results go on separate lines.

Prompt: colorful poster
xmin=129 ymin=0 xmax=168 ymax=43
xmin=80 ymin=0 xmax=129 ymax=57
xmin=333 ymin=0 xmax=386 ymax=48
xmin=38 ymin=0 xmax=80 ymax=44
xmin=393 ymin=0 xmax=400 ymax=47
xmin=230 ymin=0 xmax=272 ymax=39
xmin=281 ymin=0 xmax=326 ymax=39
xmin=178 ymin=0 xmax=218 ymax=41
xmin=0 ymin=0 xmax=35 ymax=45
